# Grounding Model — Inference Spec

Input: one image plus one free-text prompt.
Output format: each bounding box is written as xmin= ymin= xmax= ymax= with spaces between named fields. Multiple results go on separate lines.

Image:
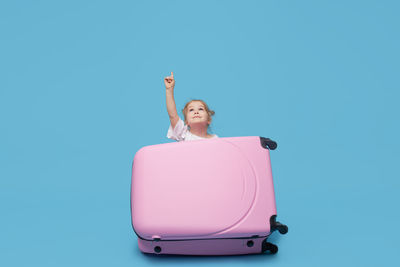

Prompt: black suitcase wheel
xmin=262 ymin=240 xmax=278 ymax=254
xmin=260 ymin=137 xmax=277 ymax=150
xmin=270 ymin=215 xmax=288 ymax=235
xmin=278 ymin=224 xmax=288 ymax=235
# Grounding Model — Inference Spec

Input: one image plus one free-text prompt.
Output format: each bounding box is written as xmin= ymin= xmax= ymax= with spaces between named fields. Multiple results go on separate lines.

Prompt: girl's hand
xmin=164 ymin=72 xmax=175 ymax=91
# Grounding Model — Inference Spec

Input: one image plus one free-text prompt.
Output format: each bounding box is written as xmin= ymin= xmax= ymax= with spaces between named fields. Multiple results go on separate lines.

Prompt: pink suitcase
xmin=130 ymin=136 xmax=288 ymax=255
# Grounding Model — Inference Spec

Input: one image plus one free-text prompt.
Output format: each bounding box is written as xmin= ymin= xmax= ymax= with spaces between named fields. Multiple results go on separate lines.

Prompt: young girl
xmin=164 ymin=72 xmax=219 ymax=141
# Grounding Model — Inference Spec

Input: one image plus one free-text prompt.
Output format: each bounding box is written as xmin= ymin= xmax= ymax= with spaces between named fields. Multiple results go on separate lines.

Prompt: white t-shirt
xmin=167 ymin=117 xmax=219 ymax=141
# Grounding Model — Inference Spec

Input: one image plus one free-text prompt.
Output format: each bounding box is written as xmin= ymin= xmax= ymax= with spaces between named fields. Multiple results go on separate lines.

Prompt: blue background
xmin=1 ymin=0 xmax=399 ymax=266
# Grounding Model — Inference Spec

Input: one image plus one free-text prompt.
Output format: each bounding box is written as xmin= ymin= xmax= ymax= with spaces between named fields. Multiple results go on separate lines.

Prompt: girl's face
xmin=186 ymin=101 xmax=210 ymax=127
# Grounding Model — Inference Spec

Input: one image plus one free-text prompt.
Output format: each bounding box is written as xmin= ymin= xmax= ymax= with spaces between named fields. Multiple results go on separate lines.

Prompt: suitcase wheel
xmin=262 ymin=240 xmax=278 ymax=254
xmin=270 ymin=215 xmax=289 ymax=235
xmin=260 ymin=137 xmax=277 ymax=150
xmin=278 ymin=225 xmax=288 ymax=235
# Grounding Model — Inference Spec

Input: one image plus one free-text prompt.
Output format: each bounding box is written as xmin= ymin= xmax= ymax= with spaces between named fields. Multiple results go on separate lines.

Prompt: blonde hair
xmin=182 ymin=99 xmax=215 ymax=129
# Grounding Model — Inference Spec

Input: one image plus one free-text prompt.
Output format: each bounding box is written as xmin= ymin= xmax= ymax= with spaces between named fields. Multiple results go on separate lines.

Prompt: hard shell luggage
xmin=130 ymin=136 xmax=288 ymax=255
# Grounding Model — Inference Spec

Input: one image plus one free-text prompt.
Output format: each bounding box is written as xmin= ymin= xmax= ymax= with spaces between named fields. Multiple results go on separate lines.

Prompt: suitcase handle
xmin=260 ymin=137 xmax=277 ymax=150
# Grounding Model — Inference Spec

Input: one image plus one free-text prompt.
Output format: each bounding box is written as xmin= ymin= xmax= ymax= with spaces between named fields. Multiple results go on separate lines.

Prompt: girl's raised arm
xmin=164 ymin=72 xmax=179 ymax=129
